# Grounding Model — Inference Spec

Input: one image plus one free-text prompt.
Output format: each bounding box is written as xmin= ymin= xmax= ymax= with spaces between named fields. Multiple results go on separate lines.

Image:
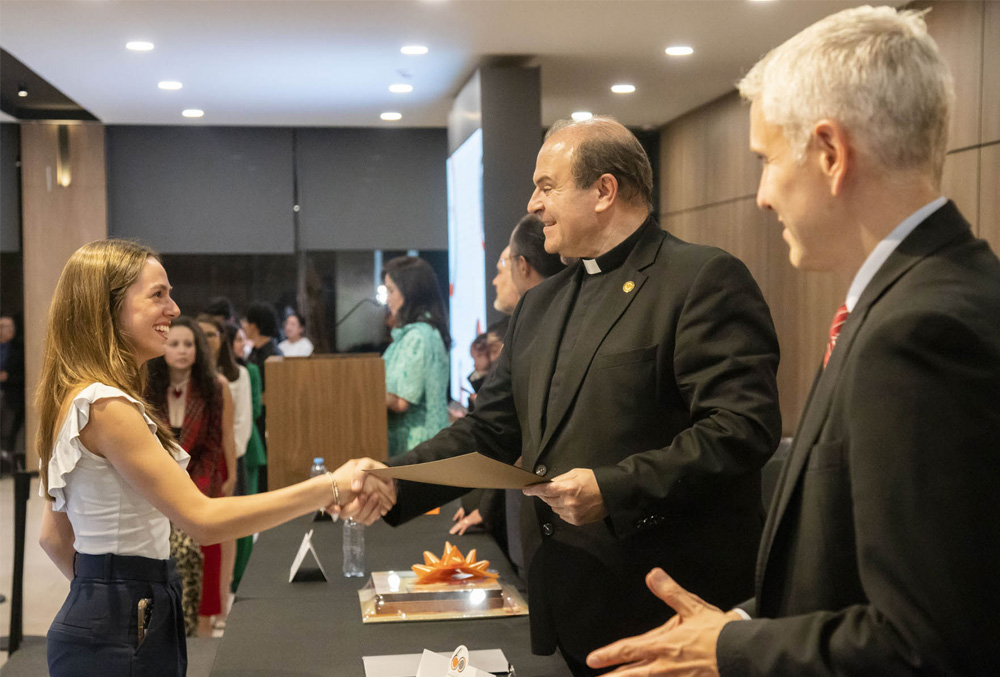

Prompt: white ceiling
xmin=1 ymin=0 xmax=883 ymax=128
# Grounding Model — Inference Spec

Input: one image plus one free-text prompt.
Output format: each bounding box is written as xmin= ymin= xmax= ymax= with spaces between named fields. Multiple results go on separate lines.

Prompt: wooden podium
xmin=264 ymin=354 xmax=388 ymax=490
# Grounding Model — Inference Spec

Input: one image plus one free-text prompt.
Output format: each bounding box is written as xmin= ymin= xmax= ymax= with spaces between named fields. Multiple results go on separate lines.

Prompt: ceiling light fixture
xmin=400 ymin=45 xmax=429 ymax=55
xmin=381 ymin=112 xmax=403 ymax=121
xmin=389 ymin=84 xmax=414 ymax=93
xmin=126 ymin=41 xmax=155 ymax=52
xmin=571 ymin=111 xmax=593 ymax=122
xmin=611 ymin=84 xmax=636 ymax=94
xmin=665 ymin=45 xmax=694 ymax=56
xmin=158 ymin=81 xmax=183 ymax=90
xmin=182 ymin=109 xmax=204 ymax=118
xmin=17 ymin=86 xmax=28 ymax=98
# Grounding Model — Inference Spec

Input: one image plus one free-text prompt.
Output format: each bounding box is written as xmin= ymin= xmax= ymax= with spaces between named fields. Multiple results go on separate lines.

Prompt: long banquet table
xmin=209 ymin=504 xmax=571 ymax=676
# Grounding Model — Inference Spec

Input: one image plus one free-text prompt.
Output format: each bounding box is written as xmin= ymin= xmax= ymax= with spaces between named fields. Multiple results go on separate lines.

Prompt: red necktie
xmin=823 ymin=304 xmax=849 ymax=368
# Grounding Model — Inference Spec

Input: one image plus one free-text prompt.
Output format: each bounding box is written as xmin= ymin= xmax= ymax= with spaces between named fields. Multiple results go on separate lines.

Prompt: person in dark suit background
xmin=1 ymin=314 xmax=26 ymax=465
xmin=587 ymin=7 xmax=1000 ymax=676
xmin=452 ymin=213 xmax=567 ymax=570
xmin=350 ymin=116 xmax=782 ymax=675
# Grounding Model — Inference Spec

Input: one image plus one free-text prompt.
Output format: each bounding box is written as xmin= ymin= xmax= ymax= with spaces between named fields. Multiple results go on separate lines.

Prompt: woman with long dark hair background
xmin=147 ymin=316 xmax=236 ymax=636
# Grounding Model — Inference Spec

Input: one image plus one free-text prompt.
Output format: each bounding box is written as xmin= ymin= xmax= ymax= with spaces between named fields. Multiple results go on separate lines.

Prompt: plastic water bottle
xmin=309 ymin=457 xmax=327 ymax=479
xmin=343 ymin=518 xmax=365 ymax=577
xmin=310 ymin=457 xmax=330 ymax=521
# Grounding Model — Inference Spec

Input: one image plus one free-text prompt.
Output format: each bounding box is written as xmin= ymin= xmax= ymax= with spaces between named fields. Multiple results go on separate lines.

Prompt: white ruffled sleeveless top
xmin=42 ymin=383 xmax=189 ymax=560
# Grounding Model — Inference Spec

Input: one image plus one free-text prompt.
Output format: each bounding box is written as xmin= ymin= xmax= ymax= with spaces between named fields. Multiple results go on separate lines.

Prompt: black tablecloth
xmin=211 ymin=507 xmax=571 ymax=676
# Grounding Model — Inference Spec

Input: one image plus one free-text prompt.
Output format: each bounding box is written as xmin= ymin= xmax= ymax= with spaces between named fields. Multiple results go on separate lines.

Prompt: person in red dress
xmin=147 ymin=315 xmax=235 ymax=636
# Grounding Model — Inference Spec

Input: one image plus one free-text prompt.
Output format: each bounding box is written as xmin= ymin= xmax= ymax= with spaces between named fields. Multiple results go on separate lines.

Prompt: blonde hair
xmin=36 ymin=239 xmax=176 ymax=496
xmin=738 ymin=6 xmax=954 ymax=182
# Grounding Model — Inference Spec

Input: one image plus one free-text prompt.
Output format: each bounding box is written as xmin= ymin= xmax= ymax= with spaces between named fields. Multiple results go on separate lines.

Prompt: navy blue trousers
xmin=48 ymin=553 xmax=187 ymax=677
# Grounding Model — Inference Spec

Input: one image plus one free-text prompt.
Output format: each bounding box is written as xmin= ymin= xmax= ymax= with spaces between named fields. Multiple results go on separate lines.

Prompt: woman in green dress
xmin=381 ymin=256 xmax=451 ymax=457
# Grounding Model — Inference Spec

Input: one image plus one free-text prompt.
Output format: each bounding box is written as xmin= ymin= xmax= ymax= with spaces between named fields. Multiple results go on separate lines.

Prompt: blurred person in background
xmin=278 ymin=312 xmax=314 ymax=357
xmin=224 ymin=321 xmax=267 ymax=590
xmin=1 ymin=314 xmax=25 ymax=467
xmin=382 ymin=256 xmax=451 ymax=457
xmin=452 ymin=214 xmax=566 ymax=563
xmin=244 ymin=301 xmax=282 ymax=491
xmin=148 ymin=316 xmax=236 ymax=636
xmin=508 ymin=213 xmax=567 ymax=297
xmin=206 ymin=296 xmax=238 ymax=327
xmin=493 ymin=246 xmax=521 ymax=316
xmin=198 ymin=314 xmax=252 ymax=625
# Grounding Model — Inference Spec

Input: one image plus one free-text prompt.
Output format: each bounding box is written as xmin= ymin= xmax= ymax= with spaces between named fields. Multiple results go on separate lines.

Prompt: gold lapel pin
xmin=623 ymin=281 xmax=635 ymax=293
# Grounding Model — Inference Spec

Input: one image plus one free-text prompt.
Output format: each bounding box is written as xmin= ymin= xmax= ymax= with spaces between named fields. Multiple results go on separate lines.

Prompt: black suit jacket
xmin=386 ymin=218 xmax=781 ymax=658
xmin=718 ymin=202 xmax=1000 ymax=675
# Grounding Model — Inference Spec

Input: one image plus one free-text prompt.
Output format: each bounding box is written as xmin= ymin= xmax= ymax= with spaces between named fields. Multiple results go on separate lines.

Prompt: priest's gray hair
xmin=739 ymin=6 xmax=954 ymax=182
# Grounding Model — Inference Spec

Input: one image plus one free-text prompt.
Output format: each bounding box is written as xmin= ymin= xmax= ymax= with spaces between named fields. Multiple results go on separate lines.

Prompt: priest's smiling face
xmin=527 ymin=134 xmax=604 ymax=258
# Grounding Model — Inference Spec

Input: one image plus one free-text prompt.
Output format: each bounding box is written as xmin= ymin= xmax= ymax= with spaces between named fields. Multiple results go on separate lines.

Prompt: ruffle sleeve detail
xmin=43 ymin=383 xmax=189 ymax=509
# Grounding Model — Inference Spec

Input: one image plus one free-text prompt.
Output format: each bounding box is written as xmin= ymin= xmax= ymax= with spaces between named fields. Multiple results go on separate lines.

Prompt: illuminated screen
xmin=446 ymin=128 xmax=487 ymax=406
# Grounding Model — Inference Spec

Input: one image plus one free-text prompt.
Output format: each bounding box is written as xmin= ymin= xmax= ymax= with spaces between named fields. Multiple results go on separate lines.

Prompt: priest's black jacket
xmin=384 ymin=217 xmax=782 ymax=661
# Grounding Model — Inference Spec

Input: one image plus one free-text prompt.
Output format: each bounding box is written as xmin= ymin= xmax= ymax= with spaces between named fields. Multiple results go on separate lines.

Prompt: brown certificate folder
xmin=365 ymin=452 xmax=548 ymax=490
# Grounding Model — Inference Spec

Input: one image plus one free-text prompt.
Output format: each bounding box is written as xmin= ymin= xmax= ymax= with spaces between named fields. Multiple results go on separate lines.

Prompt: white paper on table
xmin=287 ymin=529 xmax=327 ymax=583
xmin=365 ymin=452 xmax=547 ymax=490
xmin=362 ymin=649 xmax=508 ymax=677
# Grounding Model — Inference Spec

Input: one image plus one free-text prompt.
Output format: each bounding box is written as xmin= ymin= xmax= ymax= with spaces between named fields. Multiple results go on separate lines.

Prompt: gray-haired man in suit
xmin=589 ymin=7 xmax=1000 ymax=676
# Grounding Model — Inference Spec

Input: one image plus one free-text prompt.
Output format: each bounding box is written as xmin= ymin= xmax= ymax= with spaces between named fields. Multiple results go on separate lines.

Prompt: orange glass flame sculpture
xmin=411 ymin=541 xmax=499 ymax=584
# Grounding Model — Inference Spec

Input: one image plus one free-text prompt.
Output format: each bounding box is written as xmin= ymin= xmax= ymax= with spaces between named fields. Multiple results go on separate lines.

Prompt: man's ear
xmin=813 ymin=119 xmax=851 ymax=196
xmin=594 ymin=173 xmax=619 ymax=213
xmin=515 ymin=254 xmax=531 ymax=280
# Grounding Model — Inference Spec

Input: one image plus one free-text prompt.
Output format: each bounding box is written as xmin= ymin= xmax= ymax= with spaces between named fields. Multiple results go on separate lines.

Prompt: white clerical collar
xmin=845 ymin=196 xmax=947 ymax=312
xmin=582 ymin=259 xmax=602 ymax=275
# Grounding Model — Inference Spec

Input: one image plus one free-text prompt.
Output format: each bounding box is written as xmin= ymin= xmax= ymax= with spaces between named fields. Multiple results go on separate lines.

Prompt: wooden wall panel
xmin=979 ymin=144 xmax=1000 ymax=254
xmin=264 ymin=355 xmax=388 ymax=490
xmin=941 ymin=148 xmax=981 ymax=231
xmin=915 ymin=1 xmax=985 ymax=151
xmin=660 ymin=92 xmax=757 ymax=214
xmin=21 ymin=123 xmax=108 ymax=470
xmin=982 ymin=0 xmax=1000 ymax=144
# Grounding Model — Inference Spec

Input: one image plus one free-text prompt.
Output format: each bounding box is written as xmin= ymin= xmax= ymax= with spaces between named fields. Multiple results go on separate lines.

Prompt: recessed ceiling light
xmin=571 ymin=111 xmax=593 ymax=122
xmin=381 ymin=112 xmax=403 ymax=121
xmin=182 ymin=109 xmax=204 ymax=118
xmin=389 ymin=84 xmax=414 ymax=94
xmin=17 ymin=86 xmax=28 ymax=98
xmin=611 ymin=84 xmax=636 ymax=94
xmin=158 ymin=81 xmax=183 ymax=91
xmin=126 ymin=41 xmax=154 ymax=52
xmin=400 ymin=45 xmax=429 ymax=56
xmin=665 ymin=45 xmax=694 ymax=56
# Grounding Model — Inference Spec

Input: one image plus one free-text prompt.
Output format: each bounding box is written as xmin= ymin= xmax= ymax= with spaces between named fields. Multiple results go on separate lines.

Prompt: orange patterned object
xmin=411 ymin=541 xmax=499 ymax=584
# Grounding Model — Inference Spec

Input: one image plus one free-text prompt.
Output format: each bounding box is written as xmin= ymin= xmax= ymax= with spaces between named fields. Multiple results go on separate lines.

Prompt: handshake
xmin=319 ymin=458 xmax=398 ymax=526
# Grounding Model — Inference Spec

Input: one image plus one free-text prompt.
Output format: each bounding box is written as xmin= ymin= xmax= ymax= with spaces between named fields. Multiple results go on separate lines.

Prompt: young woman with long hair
xmin=381 ymin=256 xmax=451 ymax=457
xmin=37 ymin=239 xmax=389 ymax=676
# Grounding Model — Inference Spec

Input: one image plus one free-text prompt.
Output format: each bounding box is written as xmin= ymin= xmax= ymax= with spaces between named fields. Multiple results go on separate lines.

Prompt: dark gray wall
xmin=107 ymin=125 xmax=448 ymax=254
xmin=480 ymin=65 xmax=542 ymax=325
xmin=1 ymin=123 xmax=20 ymax=253
xmin=296 ymin=128 xmax=447 ymax=251
xmin=107 ymin=126 xmax=296 ymax=254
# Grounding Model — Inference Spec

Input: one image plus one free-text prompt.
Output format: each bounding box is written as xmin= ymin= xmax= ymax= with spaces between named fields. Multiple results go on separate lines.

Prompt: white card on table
xmin=288 ymin=529 xmax=328 ymax=583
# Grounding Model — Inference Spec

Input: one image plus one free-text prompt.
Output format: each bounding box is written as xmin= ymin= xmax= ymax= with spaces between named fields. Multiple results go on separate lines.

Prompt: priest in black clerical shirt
xmin=374 ymin=116 xmax=781 ymax=676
